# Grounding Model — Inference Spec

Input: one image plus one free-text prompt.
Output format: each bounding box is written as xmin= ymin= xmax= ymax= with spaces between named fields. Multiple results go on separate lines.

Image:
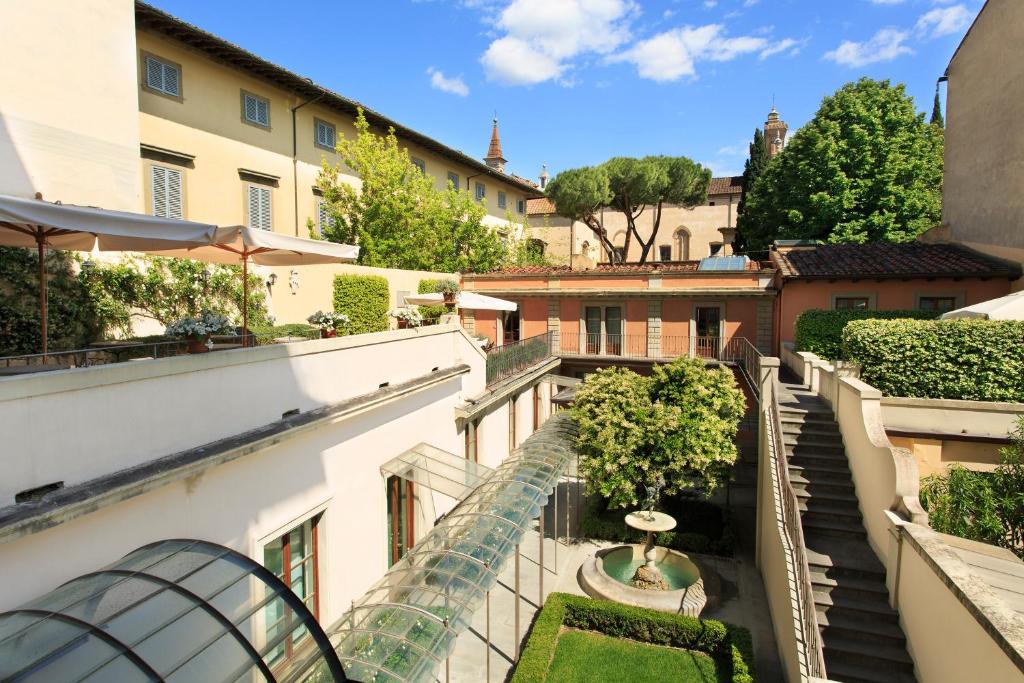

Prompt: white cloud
xmin=426 ymin=67 xmax=470 ymax=96
xmin=868 ymin=0 xmax=906 ymax=5
xmin=480 ymin=0 xmax=637 ymax=85
xmin=703 ymin=0 xmax=717 ymax=7
xmin=610 ymin=23 xmax=796 ymax=82
xmin=759 ymin=37 xmax=802 ymax=60
xmin=824 ymin=27 xmax=913 ymax=67
xmin=743 ymin=0 xmax=761 ymax=7
xmin=916 ymin=5 xmax=971 ymax=38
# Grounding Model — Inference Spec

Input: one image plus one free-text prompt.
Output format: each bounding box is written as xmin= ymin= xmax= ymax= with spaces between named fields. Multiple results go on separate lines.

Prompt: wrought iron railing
xmin=721 ymin=337 xmax=763 ymax=400
xmin=766 ymin=379 xmax=828 ymax=679
xmin=485 ymin=331 xmax=554 ymax=386
xmin=0 ymin=329 xmax=321 ymax=375
xmin=555 ymin=334 xmax=728 ymax=360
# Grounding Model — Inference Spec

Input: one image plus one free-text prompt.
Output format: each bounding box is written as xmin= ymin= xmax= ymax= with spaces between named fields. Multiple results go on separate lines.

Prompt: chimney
xmin=484 ymin=117 xmax=506 ymax=172
xmin=539 ymin=164 xmax=549 ymax=190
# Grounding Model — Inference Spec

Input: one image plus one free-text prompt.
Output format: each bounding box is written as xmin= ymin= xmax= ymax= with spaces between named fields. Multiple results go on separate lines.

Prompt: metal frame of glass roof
xmin=0 ymin=539 xmax=346 ymax=683
xmin=321 ymin=413 xmax=578 ymax=683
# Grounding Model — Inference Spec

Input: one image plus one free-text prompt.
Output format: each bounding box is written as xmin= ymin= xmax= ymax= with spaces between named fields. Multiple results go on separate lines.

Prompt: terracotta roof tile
xmin=469 ymin=259 xmax=769 ymax=277
xmin=709 ymin=175 xmax=744 ymax=196
xmin=772 ymin=243 xmax=1021 ymax=280
xmin=527 ymin=197 xmax=555 ymax=215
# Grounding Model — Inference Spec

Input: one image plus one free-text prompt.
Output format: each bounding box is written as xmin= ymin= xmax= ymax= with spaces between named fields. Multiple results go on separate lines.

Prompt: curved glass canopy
xmin=323 ymin=413 xmax=578 ymax=683
xmin=0 ymin=539 xmax=345 ymax=683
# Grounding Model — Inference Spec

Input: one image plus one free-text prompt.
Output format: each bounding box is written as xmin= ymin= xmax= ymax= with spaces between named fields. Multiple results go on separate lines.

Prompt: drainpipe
xmin=292 ymin=91 xmax=326 ymax=236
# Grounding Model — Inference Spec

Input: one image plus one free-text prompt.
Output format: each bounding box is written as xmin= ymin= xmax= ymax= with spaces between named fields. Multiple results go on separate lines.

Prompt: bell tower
xmin=483 ymin=117 xmax=506 ymax=172
xmin=765 ymin=106 xmax=788 ymax=159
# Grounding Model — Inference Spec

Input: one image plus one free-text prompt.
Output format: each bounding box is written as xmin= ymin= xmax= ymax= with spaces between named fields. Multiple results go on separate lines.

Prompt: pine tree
xmin=930 ymin=85 xmax=944 ymax=128
xmin=735 ymin=128 xmax=770 ymax=254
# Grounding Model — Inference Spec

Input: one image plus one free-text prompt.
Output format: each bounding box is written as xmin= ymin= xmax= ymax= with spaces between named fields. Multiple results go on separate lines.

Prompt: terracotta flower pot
xmin=320 ymin=328 xmax=337 ymax=339
xmin=187 ymin=336 xmax=211 ymax=353
xmin=397 ymin=319 xmax=411 ymax=330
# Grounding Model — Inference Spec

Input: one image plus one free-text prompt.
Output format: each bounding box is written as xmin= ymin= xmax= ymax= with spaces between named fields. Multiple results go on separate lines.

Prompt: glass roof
xmin=380 ymin=443 xmax=494 ymax=501
xmin=322 ymin=413 xmax=578 ymax=683
xmin=0 ymin=539 xmax=346 ymax=683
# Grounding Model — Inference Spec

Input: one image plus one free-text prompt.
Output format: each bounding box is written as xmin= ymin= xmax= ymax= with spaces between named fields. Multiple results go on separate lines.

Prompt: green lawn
xmin=546 ymin=629 xmax=724 ymax=683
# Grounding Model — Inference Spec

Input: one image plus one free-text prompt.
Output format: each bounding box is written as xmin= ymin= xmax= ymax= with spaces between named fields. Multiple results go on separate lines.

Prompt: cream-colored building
xmin=526 ymin=175 xmax=743 ymax=265
xmin=941 ymin=0 xmax=1024 ymax=290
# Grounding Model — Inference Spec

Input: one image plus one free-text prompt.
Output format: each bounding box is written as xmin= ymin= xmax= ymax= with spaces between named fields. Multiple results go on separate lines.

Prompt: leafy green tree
xmin=546 ymin=156 xmax=711 ymax=264
xmin=739 ymin=78 xmax=944 ymax=252
xmin=921 ymin=417 xmax=1024 ymax=559
xmin=317 ymin=109 xmax=509 ymax=273
xmin=571 ymin=357 xmax=745 ymax=509
xmin=735 ymin=128 xmax=770 ymax=253
xmin=930 ymin=85 xmax=944 ymax=128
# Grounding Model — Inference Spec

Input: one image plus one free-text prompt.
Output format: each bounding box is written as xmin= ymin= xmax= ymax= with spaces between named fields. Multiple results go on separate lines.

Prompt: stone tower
xmin=765 ymin=106 xmax=788 ymax=159
xmin=484 ymin=117 xmax=506 ymax=172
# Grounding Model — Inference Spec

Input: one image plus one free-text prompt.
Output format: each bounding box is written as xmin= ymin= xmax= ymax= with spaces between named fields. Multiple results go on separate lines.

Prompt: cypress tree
xmin=735 ymin=128 xmax=770 ymax=253
xmin=930 ymin=85 xmax=944 ymax=127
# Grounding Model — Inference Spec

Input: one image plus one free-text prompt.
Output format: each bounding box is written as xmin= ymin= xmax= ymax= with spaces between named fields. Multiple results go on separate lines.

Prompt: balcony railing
xmin=485 ymin=331 xmax=554 ymax=386
xmin=555 ymin=333 xmax=763 ymax=364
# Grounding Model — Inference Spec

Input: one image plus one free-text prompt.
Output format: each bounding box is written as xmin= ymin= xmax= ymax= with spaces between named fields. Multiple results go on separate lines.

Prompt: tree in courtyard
xmin=545 ymin=156 xmax=711 ymax=264
xmin=735 ymin=128 xmax=770 ymax=253
xmin=570 ymin=357 xmax=745 ymax=509
xmin=316 ymin=109 xmax=510 ymax=273
xmin=930 ymin=84 xmax=944 ymax=128
xmin=739 ymin=78 xmax=944 ymax=252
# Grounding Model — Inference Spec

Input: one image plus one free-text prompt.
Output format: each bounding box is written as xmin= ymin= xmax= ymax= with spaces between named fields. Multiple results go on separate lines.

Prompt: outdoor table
xmin=0 ymin=364 xmax=71 ymax=376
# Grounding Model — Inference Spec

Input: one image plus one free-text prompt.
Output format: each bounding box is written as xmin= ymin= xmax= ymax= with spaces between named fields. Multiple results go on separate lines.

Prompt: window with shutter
xmin=314 ymin=119 xmax=336 ymax=150
xmin=144 ymin=55 xmax=180 ymax=98
xmin=497 ymin=191 xmax=506 ymax=209
xmin=516 ymin=199 xmax=525 ymax=214
xmin=151 ymin=165 xmax=183 ymax=219
xmin=475 ymin=182 xmax=486 ymax=201
xmin=248 ymin=185 xmax=272 ymax=231
xmin=447 ymin=172 xmax=460 ymax=190
xmin=316 ymin=200 xmax=333 ymax=235
xmin=242 ymin=92 xmax=270 ymax=127
xmin=411 ymin=158 xmax=426 ymax=174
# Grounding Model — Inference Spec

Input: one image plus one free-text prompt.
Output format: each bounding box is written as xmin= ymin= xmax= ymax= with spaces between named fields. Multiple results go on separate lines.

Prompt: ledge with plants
xmin=510 ymin=593 xmax=754 ymax=683
xmin=306 ymin=310 xmax=350 ymax=338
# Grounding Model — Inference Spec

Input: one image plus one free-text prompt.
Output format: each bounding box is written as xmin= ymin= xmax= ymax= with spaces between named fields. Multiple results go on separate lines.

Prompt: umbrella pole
xmin=37 ymin=234 xmax=47 ymax=358
xmin=242 ymin=257 xmax=249 ymax=348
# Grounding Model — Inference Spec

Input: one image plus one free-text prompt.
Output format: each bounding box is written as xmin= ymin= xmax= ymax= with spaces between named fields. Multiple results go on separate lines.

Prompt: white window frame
xmin=314 ymin=118 xmax=336 ymax=151
xmin=241 ymin=90 xmax=271 ymax=128
xmin=579 ymin=302 xmax=626 ymax=355
xmin=690 ymin=301 xmax=725 ymax=357
xmin=142 ymin=53 xmax=181 ymax=99
xmin=247 ymin=184 xmax=273 ymax=231
xmin=516 ymin=198 xmax=525 ymax=214
xmin=831 ymin=292 xmax=876 ymax=311
xmin=150 ymin=164 xmax=183 ymax=220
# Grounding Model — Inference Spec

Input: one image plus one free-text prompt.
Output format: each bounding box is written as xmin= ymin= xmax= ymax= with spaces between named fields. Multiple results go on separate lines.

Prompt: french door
xmin=386 ymin=475 xmax=414 ymax=566
xmin=694 ymin=305 xmax=722 ymax=358
xmin=583 ymin=305 xmax=622 ymax=355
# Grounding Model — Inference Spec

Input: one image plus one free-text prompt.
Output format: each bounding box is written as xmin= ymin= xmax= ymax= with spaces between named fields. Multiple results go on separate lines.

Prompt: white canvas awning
xmin=403 ymin=291 xmax=517 ymax=311
xmin=146 ymin=224 xmax=360 ymax=265
xmin=940 ymin=290 xmax=1024 ymax=320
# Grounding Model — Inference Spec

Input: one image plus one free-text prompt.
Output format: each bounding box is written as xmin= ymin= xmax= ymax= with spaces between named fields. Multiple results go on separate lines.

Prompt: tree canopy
xmin=570 ymin=357 xmax=745 ymax=509
xmin=317 ymin=109 xmax=534 ymax=273
xmin=545 ymin=155 xmax=711 ymax=264
xmin=930 ymin=85 xmax=944 ymax=128
xmin=735 ymin=128 xmax=770 ymax=253
xmin=737 ymin=78 xmax=944 ymax=253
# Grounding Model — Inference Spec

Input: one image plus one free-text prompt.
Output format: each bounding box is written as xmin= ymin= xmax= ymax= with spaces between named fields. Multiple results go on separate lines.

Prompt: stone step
xmin=780 ymin=410 xmax=836 ymax=425
xmin=798 ymin=498 xmax=862 ymax=520
xmin=779 ymin=404 xmax=833 ymax=418
xmin=824 ymin=654 xmax=917 ymax=683
xmin=795 ymin=487 xmax=859 ymax=506
xmin=815 ymin=591 xmax=900 ymax=625
xmin=819 ymin=609 xmax=907 ymax=645
xmin=811 ymin=572 xmax=891 ymax=603
xmin=788 ymin=464 xmax=853 ymax=484
xmin=784 ymin=432 xmax=845 ymax=448
xmin=787 ymin=454 xmax=850 ymax=473
xmin=789 ymin=475 xmax=856 ymax=497
xmin=803 ymin=517 xmax=868 ymax=539
xmin=806 ymin=545 xmax=887 ymax=582
xmin=782 ymin=420 xmax=840 ymax=436
xmin=786 ymin=442 xmax=848 ymax=457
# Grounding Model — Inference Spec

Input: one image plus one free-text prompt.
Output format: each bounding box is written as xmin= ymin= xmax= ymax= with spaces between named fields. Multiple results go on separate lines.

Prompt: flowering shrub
xmin=306 ymin=310 xmax=350 ymax=331
xmin=390 ymin=307 xmax=423 ymax=326
xmin=164 ymin=310 xmax=233 ymax=339
xmin=571 ymin=357 xmax=745 ymax=509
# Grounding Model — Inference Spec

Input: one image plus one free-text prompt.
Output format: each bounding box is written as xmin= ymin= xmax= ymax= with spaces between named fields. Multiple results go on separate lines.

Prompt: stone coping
xmin=902 ymin=521 xmax=1024 ymax=673
xmin=881 ymin=395 xmax=1024 ymax=412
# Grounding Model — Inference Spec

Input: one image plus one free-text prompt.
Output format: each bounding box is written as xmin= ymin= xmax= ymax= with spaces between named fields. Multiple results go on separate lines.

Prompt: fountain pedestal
xmin=624 ymin=511 xmax=677 ymax=590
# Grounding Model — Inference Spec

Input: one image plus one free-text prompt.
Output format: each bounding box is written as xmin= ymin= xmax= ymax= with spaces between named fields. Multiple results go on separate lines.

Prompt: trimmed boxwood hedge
xmin=794 ymin=309 xmax=939 ymax=360
xmin=332 ymin=274 xmax=389 ymax=335
xmin=510 ymin=593 xmax=754 ymax=683
xmin=843 ymin=319 xmax=1024 ymax=401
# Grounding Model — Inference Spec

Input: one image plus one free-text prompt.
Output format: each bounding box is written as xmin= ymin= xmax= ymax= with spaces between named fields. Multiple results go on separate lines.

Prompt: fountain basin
xmin=579 ymin=545 xmax=717 ymax=616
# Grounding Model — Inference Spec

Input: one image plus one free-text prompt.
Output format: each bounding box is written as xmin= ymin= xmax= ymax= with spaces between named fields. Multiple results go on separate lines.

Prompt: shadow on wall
xmin=0 ymin=114 xmax=35 ymax=197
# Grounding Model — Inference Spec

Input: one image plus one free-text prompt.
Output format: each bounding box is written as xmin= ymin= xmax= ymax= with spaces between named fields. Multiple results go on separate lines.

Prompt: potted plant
xmin=165 ymin=310 xmax=233 ymax=353
xmin=437 ymin=279 xmax=460 ymax=310
xmin=390 ymin=307 xmax=423 ymax=330
xmin=307 ymin=310 xmax=350 ymax=338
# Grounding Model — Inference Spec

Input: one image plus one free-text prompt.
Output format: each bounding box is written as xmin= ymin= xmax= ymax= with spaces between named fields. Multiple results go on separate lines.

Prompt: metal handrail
xmin=484 ymin=331 xmax=553 ymax=386
xmin=766 ymin=380 xmax=828 ymax=679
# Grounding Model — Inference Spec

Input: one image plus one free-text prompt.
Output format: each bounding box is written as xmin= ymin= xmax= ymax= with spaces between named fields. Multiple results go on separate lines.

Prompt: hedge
xmin=332 ymin=275 xmax=389 ymax=335
xmin=842 ymin=319 xmax=1024 ymax=401
xmin=794 ymin=309 xmax=939 ymax=360
xmin=510 ymin=593 xmax=754 ymax=683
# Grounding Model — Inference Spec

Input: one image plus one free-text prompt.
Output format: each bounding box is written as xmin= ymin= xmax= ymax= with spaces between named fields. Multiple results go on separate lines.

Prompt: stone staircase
xmin=778 ymin=381 xmax=917 ymax=683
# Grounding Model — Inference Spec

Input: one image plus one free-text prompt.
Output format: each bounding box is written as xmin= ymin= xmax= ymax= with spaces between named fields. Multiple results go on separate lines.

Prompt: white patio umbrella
xmin=940 ymin=290 xmax=1024 ymax=320
xmin=402 ymin=291 xmax=517 ymax=311
xmin=0 ymin=193 xmax=218 ymax=354
xmin=146 ymin=225 xmax=359 ymax=344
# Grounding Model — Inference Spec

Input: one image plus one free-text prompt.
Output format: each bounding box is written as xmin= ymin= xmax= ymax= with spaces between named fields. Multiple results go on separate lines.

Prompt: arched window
xmin=674 ymin=228 xmax=690 ymax=260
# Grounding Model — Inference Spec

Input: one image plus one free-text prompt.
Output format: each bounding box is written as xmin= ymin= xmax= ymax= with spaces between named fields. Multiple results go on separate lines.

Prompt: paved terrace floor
xmin=444 ymin=477 xmax=784 ymax=682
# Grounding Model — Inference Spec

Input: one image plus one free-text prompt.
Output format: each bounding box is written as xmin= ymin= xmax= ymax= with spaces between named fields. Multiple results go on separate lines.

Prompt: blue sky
xmin=153 ymin=0 xmax=982 ymax=181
